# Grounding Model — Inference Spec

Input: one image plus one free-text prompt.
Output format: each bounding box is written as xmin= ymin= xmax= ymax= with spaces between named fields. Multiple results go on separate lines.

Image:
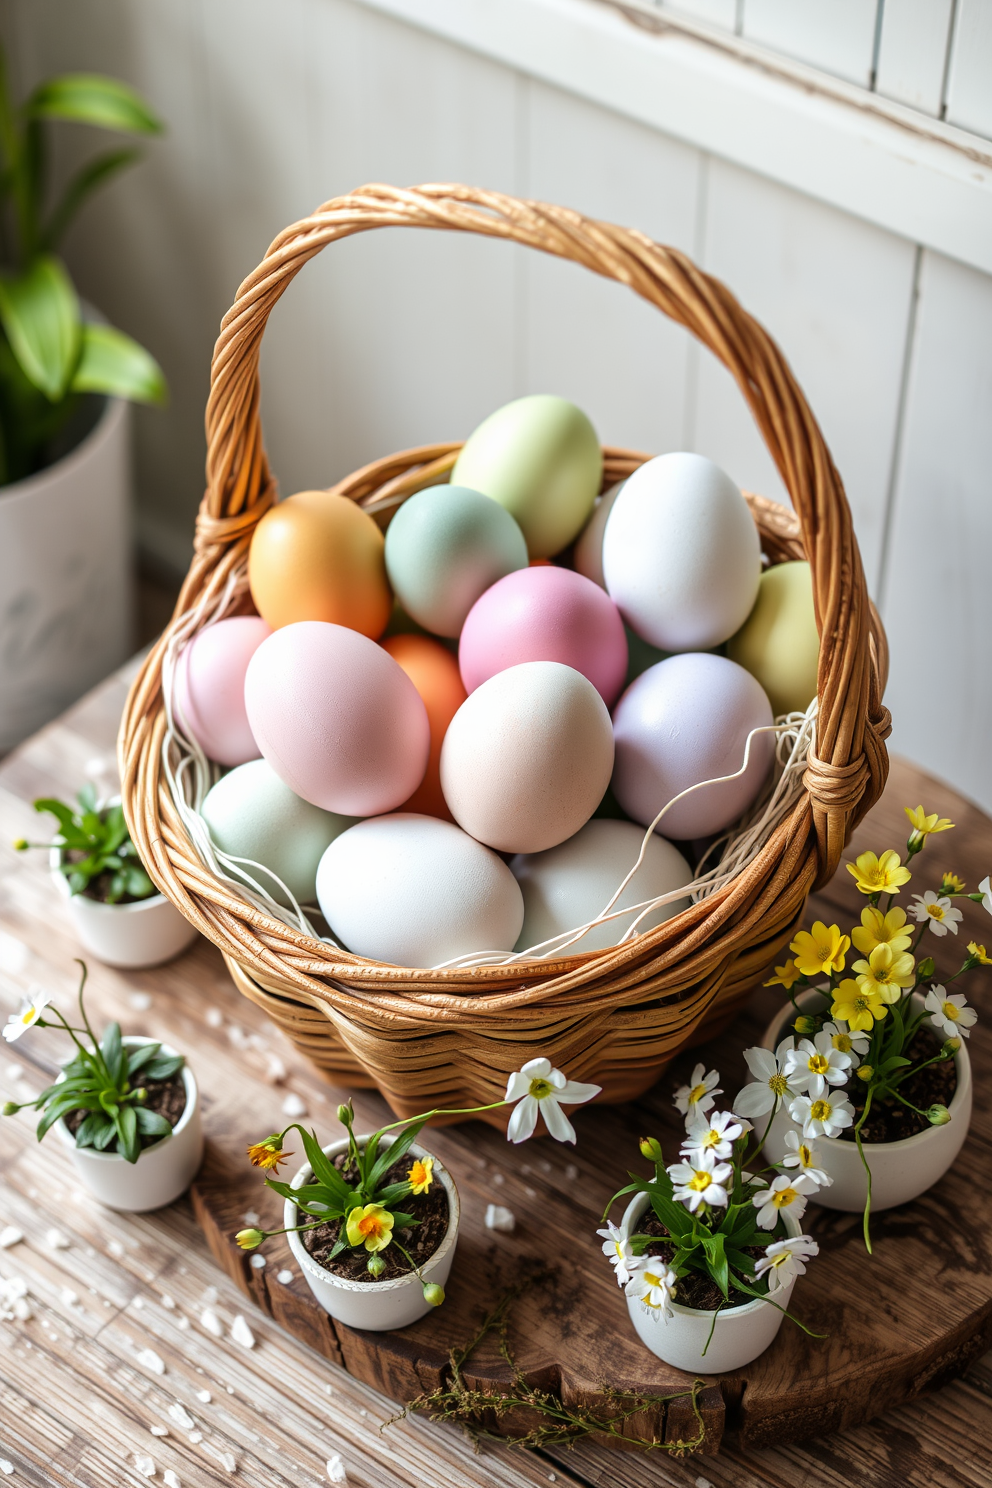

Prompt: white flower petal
xmin=507 ymin=1095 xmax=539 ymax=1144
xmin=555 ymin=1079 xmax=602 ymax=1106
xmin=732 ymin=1082 xmax=775 ymax=1119
xmin=504 ymin=1070 xmax=530 ymax=1102
xmin=520 ymin=1057 xmax=552 ymax=1080
xmin=540 ymin=1097 xmax=577 ymax=1144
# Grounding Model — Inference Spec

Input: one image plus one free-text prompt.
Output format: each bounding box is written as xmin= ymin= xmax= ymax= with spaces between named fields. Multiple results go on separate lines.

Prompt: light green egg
xmin=727 ymin=560 xmax=820 ymax=717
xmin=201 ymin=759 xmax=357 ymax=909
xmin=384 ymin=484 xmax=528 ymax=638
xmin=452 ymin=395 xmax=602 ymax=558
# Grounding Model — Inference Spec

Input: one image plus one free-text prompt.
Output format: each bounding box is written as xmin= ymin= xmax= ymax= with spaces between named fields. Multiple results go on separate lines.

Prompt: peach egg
xmin=382 ymin=634 xmax=467 ymax=821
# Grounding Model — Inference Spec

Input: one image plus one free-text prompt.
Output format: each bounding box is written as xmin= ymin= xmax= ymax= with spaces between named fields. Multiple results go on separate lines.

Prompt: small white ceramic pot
xmin=55 ymin=1036 xmax=203 ymax=1211
xmin=621 ymin=1193 xmax=802 ymax=1373
xmin=285 ymin=1134 xmax=460 ymax=1332
xmin=51 ymin=843 xmax=197 ymax=969
xmin=758 ymin=990 xmax=972 ymax=1212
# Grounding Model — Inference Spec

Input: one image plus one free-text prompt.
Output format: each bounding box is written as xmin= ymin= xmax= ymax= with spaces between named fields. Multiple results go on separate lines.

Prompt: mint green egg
xmin=727 ymin=560 xmax=820 ymax=717
xmin=452 ymin=395 xmax=602 ymax=558
xmin=201 ymin=759 xmax=356 ymax=909
xmin=384 ymin=484 xmax=527 ymax=638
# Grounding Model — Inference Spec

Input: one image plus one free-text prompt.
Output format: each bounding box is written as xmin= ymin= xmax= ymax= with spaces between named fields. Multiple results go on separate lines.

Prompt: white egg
xmin=201 ymin=760 xmax=355 ymax=909
xmin=573 ymin=480 xmax=624 ymax=589
xmin=511 ymin=819 xmax=692 ymax=955
xmin=602 ymin=453 xmax=761 ymax=650
xmin=315 ymin=813 xmax=524 ymax=968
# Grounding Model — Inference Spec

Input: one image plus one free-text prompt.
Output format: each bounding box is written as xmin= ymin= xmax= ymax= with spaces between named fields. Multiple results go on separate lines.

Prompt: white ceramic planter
xmin=622 ymin=1193 xmax=802 ymax=1373
xmin=285 ymin=1134 xmax=460 ymax=1332
xmin=55 ymin=1036 xmax=203 ymax=1211
xmin=0 ymin=394 xmax=133 ymax=751
xmin=757 ymin=990 xmax=972 ymax=1212
xmin=51 ymin=844 xmax=197 ymax=969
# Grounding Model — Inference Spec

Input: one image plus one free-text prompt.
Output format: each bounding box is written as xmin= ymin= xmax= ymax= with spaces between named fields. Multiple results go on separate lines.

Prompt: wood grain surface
xmin=1 ymin=662 xmax=990 ymax=1488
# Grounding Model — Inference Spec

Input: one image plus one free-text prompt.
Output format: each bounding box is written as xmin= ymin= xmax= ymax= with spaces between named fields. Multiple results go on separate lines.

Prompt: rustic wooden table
xmin=0 ymin=660 xmax=989 ymax=1488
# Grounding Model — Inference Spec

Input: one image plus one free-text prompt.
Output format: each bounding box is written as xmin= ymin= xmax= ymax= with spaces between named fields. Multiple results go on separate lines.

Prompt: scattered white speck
xmin=281 ymin=1092 xmax=307 ymax=1117
xmin=27 ymin=1189 xmax=37 ymax=1200
xmin=230 ymin=1314 xmax=255 ymax=1349
xmin=524 ymin=1186 xmax=537 ymax=1199
xmin=0 ymin=1227 xmax=23 ymax=1249
xmin=60 ymin=1287 xmax=78 ymax=1306
xmin=276 ymin=1270 xmax=294 ymax=1285
xmin=695 ymin=1478 xmax=714 ymax=1488
xmin=491 ymin=1172 xmax=505 ymax=1186
xmin=564 ymin=1163 xmax=579 ymax=1181
xmin=217 ymin=1450 xmax=236 ymax=1474
xmin=249 ymin=1254 xmax=266 ymax=1270
xmin=205 ymin=1007 xmax=223 ymax=1028
xmin=549 ymin=1476 xmax=556 ymax=1483
xmin=226 ymin=1386 xmax=234 ymax=1395
xmin=264 ymin=1053 xmax=287 ymax=1084
xmin=359 ymin=1409 xmax=367 ymax=1418
xmin=248 ymin=1033 xmax=269 ymax=1052
xmin=242 ymin=1212 xmax=259 ymax=1227
xmin=539 ymin=1159 xmax=552 ymax=1174
xmin=136 ymin=1349 xmax=165 ymax=1375
xmin=188 ymin=1431 xmax=203 ymax=1444
xmin=177 ymin=1316 xmax=189 ymax=1331
xmin=164 ymin=1472 xmax=181 ymax=1488
xmin=85 ymin=753 xmax=117 ymax=780
xmin=4 ymin=1062 xmax=24 ymax=1082
xmin=201 ymin=1308 xmax=223 ymax=1338
xmin=129 ymin=991 xmax=153 ymax=1012
xmin=201 ymin=1285 xmax=219 ymax=1305
xmin=161 ymin=1294 xmax=175 ymax=1310
xmin=134 ymin=1455 xmax=155 ymax=1477
xmin=0 ymin=931 xmax=29 ymax=974
xmin=326 ymin=1455 xmax=347 ymax=1484
xmin=150 ymin=1426 xmax=168 ymax=1437
xmin=45 ymin=1228 xmax=69 ymax=1250
xmin=485 ymin=1205 xmax=516 ymax=1233
xmin=196 ymin=1389 xmax=211 ymax=1403
xmin=168 ymin=1403 xmax=195 ymax=1431
xmin=0 ymin=1460 xmax=12 ymax=1476
xmin=227 ymin=1025 xmax=250 ymax=1050
xmin=0 ymin=1276 xmax=31 ymax=1321
xmin=133 ymin=1297 xmax=144 ymax=1309
xmin=107 ymin=1239 xmax=125 ymax=1258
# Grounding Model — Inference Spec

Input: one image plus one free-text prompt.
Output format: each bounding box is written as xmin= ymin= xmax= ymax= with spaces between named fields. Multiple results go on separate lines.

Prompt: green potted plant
xmin=0 ymin=47 xmax=167 ymax=749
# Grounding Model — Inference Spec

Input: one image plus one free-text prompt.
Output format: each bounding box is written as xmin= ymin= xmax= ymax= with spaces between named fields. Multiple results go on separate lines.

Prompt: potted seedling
xmin=238 ymin=1056 xmax=601 ymax=1331
xmin=0 ymin=48 xmax=167 ymax=749
xmin=15 ymin=784 xmax=197 ymax=967
xmin=752 ymin=805 xmax=989 ymax=1246
xmin=1 ymin=962 xmax=203 ymax=1210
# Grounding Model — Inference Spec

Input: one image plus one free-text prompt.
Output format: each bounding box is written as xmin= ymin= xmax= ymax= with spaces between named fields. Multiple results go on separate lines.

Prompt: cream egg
xmin=573 ymin=480 xmax=624 ymax=589
xmin=315 ymin=813 xmax=524 ymax=967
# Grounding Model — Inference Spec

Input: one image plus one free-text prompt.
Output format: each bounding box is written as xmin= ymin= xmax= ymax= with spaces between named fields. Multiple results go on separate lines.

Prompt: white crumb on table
xmin=250 ymin=1254 xmax=266 ymax=1269
xmin=230 ymin=1315 xmax=255 ymax=1348
xmin=201 ymin=1308 xmax=223 ymax=1338
xmin=45 ymin=1228 xmax=69 ymax=1250
xmin=326 ymin=1455 xmax=348 ymax=1483
xmin=484 ymin=1204 xmax=516 ymax=1233
xmin=276 ymin=1270 xmax=294 ymax=1284
xmin=129 ymin=991 xmax=153 ymax=1011
xmin=0 ymin=1227 xmax=23 ymax=1249
xmin=205 ymin=1008 xmax=223 ymax=1028
xmin=196 ymin=1389 xmax=211 ymax=1403
xmin=168 ymin=1403 xmax=195 ymax=1431
xmin=281 ymin=1092 xmax=307 ymax=1117
xmin=134 ymin=1455 xmax=155 ymax=1477
xmin=136 ymin=1349 xmax=165 ymax=1376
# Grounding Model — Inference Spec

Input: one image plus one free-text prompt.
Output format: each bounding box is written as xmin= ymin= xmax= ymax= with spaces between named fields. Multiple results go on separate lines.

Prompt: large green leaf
xmin=366 ymin=1118 xmax=430 ymax=1192
xmin=0 ymin=255 xmax=80 ymax=400
xmin=71 ymin=322 xmax=166 ymax=405
xmin=26 ymin=74 xmax=162 ymax=135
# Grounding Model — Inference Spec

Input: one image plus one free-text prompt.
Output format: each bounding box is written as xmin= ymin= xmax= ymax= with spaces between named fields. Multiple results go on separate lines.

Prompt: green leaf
xmin=375 ymin=1181 xmax=414 ymax=1206
xmin=298 ymin=1129 xmax=353 ymax=1202
xmin=74 ymin=1112 xmax=112 ymax=1148
xmin=387 ymin=1211 xmax=419 ymax=1231
xmin=366 ymin=1118 xmax=430 ymax=1191
xmin=134 ymin=1107 xmax=172 ymax=1138
xmin=328 ymin=1237 xmax=351 ymax=1259
xmin=701 ymin=1231 xmax=730 ymax=1299
xmin=40 ymin=147 xmax=141 ymax=252
xmin=116 ymin=1102 xmax=139 ymax=1162
xmin=142 ymin=1053 xmax=183 ymax=1081
xmin=125 ymin=865 xmax=155 ymax=899
xmin=36 ymin=1090 xmax=98 ymax=1139
xmin=34 ymin=796 xmax=78 ymax=833
xmin=101 ymin=1021 xmax=124 ymax=1084
xmin=94 ymin=1120 xmax=117 ymax=1150
xmin=649 ymin=1188 xmax=694 ymax=1240
xmin=71 ymin=321 xmax=167 ymax=405
xmin=0 ymin=256 xmax=81 ymax=401
xmin=26 ymin=74 xmax=163 ymax=135
xmin=126 ymin=1042 xmax=162 ymax=1075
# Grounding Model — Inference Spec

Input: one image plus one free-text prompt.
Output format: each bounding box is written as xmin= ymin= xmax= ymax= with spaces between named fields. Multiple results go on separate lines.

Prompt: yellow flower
xmin=346 ymin=1203 xmax=395 ymax=1253
xmin=790 ymin=922 xmax=850 ymax=977
xmin=968 ymin=942 xmax=992 ymax=966
xmin=236 ymin=1228 xmax=264 ymax=1250
xmin=852 ymin=943 xmax=915 ymax=1004
xmin=407 ymin=1157 xmax=434 ymax=1195
xmin=247 ymin=1138 xmax=289 ymax=1173
xmin=847 ymin=850 xmax=912 ymax=896
xmin=830 ymin=978 xmax=888 ymax=1033
xmin=942 ymin=873 xmax=966 ymax=894
xmin=905 ymin=805 xmax=954 ymax=843
xmin=850 ymin=905 xmax=913 ymax=956
xmin=764 ymin=958 xmax=802 ymax=990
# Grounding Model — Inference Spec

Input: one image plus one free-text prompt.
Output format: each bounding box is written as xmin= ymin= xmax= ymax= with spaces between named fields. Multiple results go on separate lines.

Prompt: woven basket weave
xmin=119 ymin=184 xmax=891 ymax=1123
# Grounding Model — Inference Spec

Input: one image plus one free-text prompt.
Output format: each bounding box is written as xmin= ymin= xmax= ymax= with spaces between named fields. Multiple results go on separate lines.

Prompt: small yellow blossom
xmin=942 ymin=873 xmax=966 ymax=895
xmin=346 ymin=1203 xmax=395 ymax=1253
xmin=247 ymin=1138 xmax=289 ymax=1173
xmin=236 ymin=1228 xmax=264 ymax=1250
xmin=968 ymin=942 xmax=992 ymax=966
xmin=853 ymin=943 xmax=915 ymax=1004
xmin=831 ymin=978 xmax=888 ymax=1033
xmin=764 ymin=958 xmax=802 ymax=990
xmin=790 ymin=922 xmax=850 ymax=978
xmin=905 ymin=805 xmax=955 ymax=843
xmin=847 ymin=850 xmax=912 ymax=896
xmin=851 ymin=905 xmax=913 ymax=957
xmin=407 ymin=1157 xmax=434 ymax=1195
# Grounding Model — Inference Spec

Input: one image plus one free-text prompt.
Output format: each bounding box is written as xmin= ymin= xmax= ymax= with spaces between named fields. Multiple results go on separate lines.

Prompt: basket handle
xmin=192 ymin=183 xmax=889 ymax=881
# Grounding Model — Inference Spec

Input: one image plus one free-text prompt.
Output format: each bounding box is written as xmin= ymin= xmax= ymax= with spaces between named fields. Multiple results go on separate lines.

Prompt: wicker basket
xmin=119 ymin=184 xmax=891 ymax=1122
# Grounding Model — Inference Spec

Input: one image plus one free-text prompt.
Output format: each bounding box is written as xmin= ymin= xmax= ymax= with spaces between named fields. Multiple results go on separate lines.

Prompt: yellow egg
xmin=248 ymin=490 xmax=392 ymax=637
xmin=727 ymin=560 xmax=819 ymax=717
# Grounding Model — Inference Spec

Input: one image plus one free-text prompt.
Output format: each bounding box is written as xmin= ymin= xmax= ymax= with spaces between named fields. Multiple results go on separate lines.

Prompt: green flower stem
xmin=742 ymin=1096 xmax=782 ymax=1172
xmin=853 ymin=1088 xmax=875 ymax=1253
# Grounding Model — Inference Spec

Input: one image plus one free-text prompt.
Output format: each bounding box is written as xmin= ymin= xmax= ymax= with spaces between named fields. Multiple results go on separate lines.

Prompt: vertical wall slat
xmin=741 ymin=0 xmax=882 ymax=86
xmin=944 ymin=0 xmax=992 ymax=137
xmin=875 ymin=0 xmax=956 ymax=115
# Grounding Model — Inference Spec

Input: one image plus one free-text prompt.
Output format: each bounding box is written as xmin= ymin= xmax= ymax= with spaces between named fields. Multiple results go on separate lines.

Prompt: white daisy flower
xmin=788 ymin=1090 xmax=855 ymax=1139
xmin=754 ymin=1234 xmax=819 ymax=1294
xmin=782 ymin=1129 xmax=832 ymax=1187
xmin=625 ymin=1262 xmax=678 ymax=1321
xmin=667 ymin=1150 xmax=732 ymax=1212
xmin=924 ymin=985 xmax=977 ymax=1041
xmin=785 ymin=1031 xmax=853 ymax=1098
xmin=2 ymin=988 xmax=52 ymax=1043
xmin=979 ymin=876 xmax=991 ymax=917
xmin=910 ymin=890 xmax=963 ymax=937
xmin=732 ymin=1038 xmax=798 ymax=1120
xmin=596 ymin=1221 xmax=645 ymax=1287
xmin=821 ymin=1020 xmax=869 ymax=1062
xmin=672 ymin=1063 xmax=722 ymax=1125
xmin=751 ymin=1172 xmax=815 ymax=1230
xmin=504 ymin=1058 xmax=601 ymax=1144
xmin=680 ymin=1109 xmax=747 ymax=1163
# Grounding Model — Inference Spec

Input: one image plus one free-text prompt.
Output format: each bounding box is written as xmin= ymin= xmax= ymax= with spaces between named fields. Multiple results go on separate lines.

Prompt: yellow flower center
xmin=19 ymin=1007 xmax=36 ymax=1025
xmin=941 ymin=1001 xmax=960 ymax=1022
xmin=874 ymin=967 xmax=892 ymax=984
xmin=772 ymin=1186 xmax=799 ymax=1208
xmin=799 ymin=1144 xmax=814 ymax=1166
xmin=687 ymin=1082 xmax=708 ymax=1106
xmin=831 ymin=1033 xmax=853 ymax=1052
xmin=810 ymin=1100 xmax=831 ymax=1121
xmin=688 ymin=1170 xmax=711 ymax=1191
xmin=855 ymin=996 xmax=870 ymax=1012
xmin=808 ymin=1053 xmax=830 ymax=1075
xmin=769 ymin=1073 xmax=789 ymax=1096
xmin=529 ymin=1077 xmax=554 ymax=1100
xmin=928 ymin=903 xmax=946 ymax=921
xmin=358 ymin=1212 xmax=387 ymax=1240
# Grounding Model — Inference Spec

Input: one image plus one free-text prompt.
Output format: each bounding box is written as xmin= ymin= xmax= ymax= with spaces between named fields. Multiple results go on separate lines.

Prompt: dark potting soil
xmin=301 ymin=1154 xmax=449 ymax=1283
xmin=838 ymin=1024 xmax=957 ymax=1144
xmin=639 ymin=1214 xmax=781 ymax=1312
xmin=63 ymin=1073 xmax=187 ymax=1146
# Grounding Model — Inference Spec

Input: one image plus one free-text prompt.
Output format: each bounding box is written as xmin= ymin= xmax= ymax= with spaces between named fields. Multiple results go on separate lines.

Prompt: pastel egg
xmin=458 ymin=565 xmax=628 ymax=706
xmin=451 ymin=395 xmax=602 ymax=558
xmin=384 ymin=484 xmax=527 ymax=637
xmin=602 ymin=453 xmax=761 ymax=650
xmin=200 ymin=760 xmax=356 ymax=909
xmin=512 ymin=819 xmax=692 ymax=955
xmin=727 ymin=560 xmax=820 ymax=717
xmin=248 ymin=489 xmax=391 ymax=637
xmin=440 ymin=661 xmax=614 ymax=854
xmin=315 ymin=813 xmax=524 ymax=967
xmin=611 ymin=653 xmax=775 ymax=839
xmin=174 ymin=616 xmax=271 ymax=766
xmin=382 ymin=634 xmax=467 ymax=820
xmin=244 ymin=621 xmax=430 ymax=816
xmin=573 ymin=480 xmax=624 ymax=589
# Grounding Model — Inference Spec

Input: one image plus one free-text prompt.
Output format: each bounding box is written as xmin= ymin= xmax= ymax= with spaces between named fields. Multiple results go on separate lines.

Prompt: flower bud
xmin=639 ymin=1136 xmax=663 ymax=1162
xmin=336 ymin=1102 xmax=353 ymax=1126
xmin=793 ymin=1015 xmax=816 ymax=1036
xmin=942 ymin=1038 xmax=961 ymax=1056
xmin=856 ymin=1065 xmax=873 ymax=1082
xmin=133 ymin=1087 xmax=147 ymax=1102
xmin=918 ymin=957 xmax=935 ymax=981
xmin=422 ymin=1282 xmax=445 ymax=1307
xmin=927 ymin=1104 xmax=951 ymax=1127
xmin=366 ymin=1253 xmax=386 ymax=1278
xmin=12 ymin=838 xmax=28 ymax=852
xmin=2 ymin=1101 xmax=19 ymax=1116
xmin=235 ymin=1228 xmax=264 ymax=1249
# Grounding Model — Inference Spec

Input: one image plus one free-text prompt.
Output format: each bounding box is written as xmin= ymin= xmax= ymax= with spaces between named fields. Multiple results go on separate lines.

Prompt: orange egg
xmin=381 ymin=635 xmax=467 ymax=820
xmin=248 ymin=490 xmax=392 ymax=637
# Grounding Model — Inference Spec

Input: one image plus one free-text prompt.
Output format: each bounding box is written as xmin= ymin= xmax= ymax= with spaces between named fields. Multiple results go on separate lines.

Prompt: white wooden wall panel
xmin=944 ymin=0 xmax=992 ymax=138
xmin=880 ymin=251 xmax=992 ymax=813
xmin=690 ymin=159 xmax=917 ymax=592
xmin=659 ymin=0 xmax=738 ymax=29
xmin=741 ymin=0 xmax=881 ymax=86
xmin=874 ymin=0 xmax=956 ymax=115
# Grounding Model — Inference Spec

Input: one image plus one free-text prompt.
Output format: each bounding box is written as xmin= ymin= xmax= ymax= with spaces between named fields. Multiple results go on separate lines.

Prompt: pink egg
xmin=458 ymin=565 xmax=628 ymax=705
xmin=243 ymin=621 xmax=430 ymax=816
xmin=174 ymin=616 xmax=271 ymax=765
